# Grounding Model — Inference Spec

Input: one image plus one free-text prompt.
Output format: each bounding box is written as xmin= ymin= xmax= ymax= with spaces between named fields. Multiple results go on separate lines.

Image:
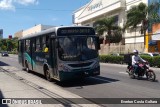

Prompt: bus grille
xmin=68 ymin=62 xmax=93 ymax=68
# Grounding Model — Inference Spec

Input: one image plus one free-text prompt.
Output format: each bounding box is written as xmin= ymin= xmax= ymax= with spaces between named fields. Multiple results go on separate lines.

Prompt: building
xmin=73 ymin=0 xmax=149 ymax=54
xmin=146 ymin=0 xmax=160 ymax=53
xmin=14 ymin=30 xmax=23 ymax=38
xmin=147 ymin=23 xmax=160 ymax=53
xmin=0 ymin=29 xmax=3 ymax=39
xmin=22 ymin=24 xmax=54 ymax=37
xmin=14 ymin=24 xmax=54 ymax=38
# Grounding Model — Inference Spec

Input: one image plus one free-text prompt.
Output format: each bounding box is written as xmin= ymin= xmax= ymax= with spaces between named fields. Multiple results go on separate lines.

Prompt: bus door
xmin=30 ymin=39 xmax=35 ymax=71
xmin=25 ymin=39 xmax=32 ymax=71
xmin=18 ymin=40 xmax=25 ymax=67
xmin=50 ymin=38 xmax=58 ymax=78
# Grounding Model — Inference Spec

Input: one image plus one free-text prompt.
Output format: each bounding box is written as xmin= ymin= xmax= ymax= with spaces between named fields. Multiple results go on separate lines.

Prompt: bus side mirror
xmin=96 ymin=37 xmax=100 ymax=50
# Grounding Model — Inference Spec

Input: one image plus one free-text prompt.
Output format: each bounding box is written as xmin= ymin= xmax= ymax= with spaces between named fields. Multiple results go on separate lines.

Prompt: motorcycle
xmin=126 ymin=62 xmax=156 ymax=81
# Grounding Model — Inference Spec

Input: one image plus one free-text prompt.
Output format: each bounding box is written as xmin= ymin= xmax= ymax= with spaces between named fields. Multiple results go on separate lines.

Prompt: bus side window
xmin=36 ymin=37 xmax=41 ymax=52
xmin=32 ymin=39 xmax=36 ymax=52
xmin=25 ymin=39 xmax=30 ymax=52
xmin=43 ymin=44 xmax=49 ymax=53
xmin=42 ymin=35 xmax=49 ymax=53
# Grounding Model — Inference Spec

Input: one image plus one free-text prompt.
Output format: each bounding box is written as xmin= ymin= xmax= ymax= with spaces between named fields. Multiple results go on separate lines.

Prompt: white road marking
xmin=119 ymin=72 xmax=128 ymax=75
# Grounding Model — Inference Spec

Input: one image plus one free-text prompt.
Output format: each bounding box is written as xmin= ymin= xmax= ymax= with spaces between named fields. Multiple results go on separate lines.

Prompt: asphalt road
xmin=0 ymin=54 xmax=160 ymax=107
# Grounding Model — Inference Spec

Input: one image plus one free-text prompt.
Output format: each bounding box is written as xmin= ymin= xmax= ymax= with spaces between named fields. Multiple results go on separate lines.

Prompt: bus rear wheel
xmin=45 ymin=69 xmax=52 ymax=82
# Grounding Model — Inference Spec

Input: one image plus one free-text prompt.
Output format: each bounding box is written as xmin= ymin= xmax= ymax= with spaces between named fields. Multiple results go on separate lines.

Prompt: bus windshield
xmin=58 ymin=36 xmax=98 ymax=61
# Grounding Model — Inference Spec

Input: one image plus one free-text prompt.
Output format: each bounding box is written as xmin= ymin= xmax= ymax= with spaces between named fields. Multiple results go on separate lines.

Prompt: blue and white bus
xmin=18 ymin=26 xmax=100 ymax=81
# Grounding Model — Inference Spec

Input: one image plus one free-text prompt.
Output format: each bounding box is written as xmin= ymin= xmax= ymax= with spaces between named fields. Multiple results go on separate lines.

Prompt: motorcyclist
xmin=132 ymin=50 xmax=146 ymax=75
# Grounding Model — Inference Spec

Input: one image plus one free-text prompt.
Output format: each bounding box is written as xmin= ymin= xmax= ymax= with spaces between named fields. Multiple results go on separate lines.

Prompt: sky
xmin=0 ymin=0 xmax=90 ymax=38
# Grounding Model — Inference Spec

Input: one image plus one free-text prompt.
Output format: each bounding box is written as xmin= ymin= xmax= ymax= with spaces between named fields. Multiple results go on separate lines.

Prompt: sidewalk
xmin=0 ymin=66 xmax=100 ymax=107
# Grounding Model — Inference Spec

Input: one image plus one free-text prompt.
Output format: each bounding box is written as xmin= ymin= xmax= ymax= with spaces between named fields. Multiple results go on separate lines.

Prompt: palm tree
xmin=94 ymin=16 xmax=121 ymax=46
xmin=125 ymin=2 xmax=160 ymax=48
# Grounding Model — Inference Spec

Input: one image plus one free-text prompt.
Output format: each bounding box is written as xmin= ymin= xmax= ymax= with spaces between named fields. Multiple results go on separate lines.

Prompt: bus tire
xmin=44 ymin=67 xmax=52 ymax=82
xmin=25 ymin=61 xmax=30 ymax=73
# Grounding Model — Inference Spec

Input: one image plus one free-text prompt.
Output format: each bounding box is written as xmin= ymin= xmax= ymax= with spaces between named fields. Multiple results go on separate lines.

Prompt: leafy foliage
xmin=94 ymin=17 xmax=122 ymax=44
xmin=0 ymin=38 xmax=18 ymax=53
xmin=99 ymin=55 xmax=123 ymax=64
xmin=99 ymin=55 xmax=160 ymax=67
xmin=148 ymin=2 xmax=160 ymax=22
xmin=125 ymin=3 xmax=148 ymax=29
xmin=106 ymin=30 xmax=122 ymax=43
xmin=125 ymin=2 xmax=160 ymax=46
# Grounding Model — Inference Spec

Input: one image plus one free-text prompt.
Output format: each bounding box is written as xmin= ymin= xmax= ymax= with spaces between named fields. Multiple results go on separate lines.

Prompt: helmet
xmin=133 ymin=50 xmax=138 ymax=53
xmin=133 ymin=49 xmax=138 ymax=54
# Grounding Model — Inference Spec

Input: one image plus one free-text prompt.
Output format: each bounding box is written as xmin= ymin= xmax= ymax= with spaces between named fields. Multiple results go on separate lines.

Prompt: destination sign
xmin=57 ymin=27 xmax=95 ymax=36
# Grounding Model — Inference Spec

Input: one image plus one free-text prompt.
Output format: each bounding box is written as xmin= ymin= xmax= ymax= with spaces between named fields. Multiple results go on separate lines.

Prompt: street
xmin=0 ymin=54 xmax=160 ymax=107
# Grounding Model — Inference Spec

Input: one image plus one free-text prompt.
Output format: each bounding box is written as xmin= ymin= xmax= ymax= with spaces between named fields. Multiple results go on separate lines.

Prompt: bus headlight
xmin=58 ymin=64 xmax=71 ymax=72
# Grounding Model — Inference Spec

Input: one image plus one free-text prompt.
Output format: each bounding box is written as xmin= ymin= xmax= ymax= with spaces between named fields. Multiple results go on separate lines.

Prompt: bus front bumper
xmin=59 ymin=66 xmax=100 ymax=81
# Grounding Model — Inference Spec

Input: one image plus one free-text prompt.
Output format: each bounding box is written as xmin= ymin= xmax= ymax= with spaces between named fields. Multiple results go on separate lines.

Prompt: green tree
xmin=0 ymin=39 xmax=2 ymax=51
xmin=125 ymin=2 xmax=160 ymax=47
xmin=12 ymin=37 xmax=18 ymax=52
xmin=0 ymin=38 xmax=18 ymax=53
xmin=6 ymin=39 xmax=12 ymax=51
xmin=110 ymin=30 xmax=122 ymax=43
xmin=1 ymin=45 xmax=7 ymax=51
xmin=94 ymin=16 xmax=122 ymax=46
xmin=0 ymin=39 xmax=7 ymax=51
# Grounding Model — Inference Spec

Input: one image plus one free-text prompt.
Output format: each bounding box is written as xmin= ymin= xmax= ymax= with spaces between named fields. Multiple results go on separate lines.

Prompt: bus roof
xmin=18 ymin=26 xmax=95 ymax=40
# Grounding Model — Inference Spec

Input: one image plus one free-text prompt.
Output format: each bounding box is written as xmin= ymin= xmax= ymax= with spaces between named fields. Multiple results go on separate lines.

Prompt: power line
xmin=15 ymin=8 xmax=74 ymax=11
